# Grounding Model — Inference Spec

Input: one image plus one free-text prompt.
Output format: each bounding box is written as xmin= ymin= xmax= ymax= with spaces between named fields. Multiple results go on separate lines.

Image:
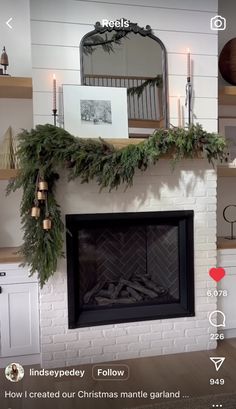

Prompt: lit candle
xmin=187 ymin=48 xmax=191 ymax=78
xmin=53 ymin=74 xmax=57 ymax=111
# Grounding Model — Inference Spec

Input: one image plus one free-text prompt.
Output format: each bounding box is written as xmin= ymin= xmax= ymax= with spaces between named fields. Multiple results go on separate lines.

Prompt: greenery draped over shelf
xmin=7 ymin=124 xmax=227 ymax=287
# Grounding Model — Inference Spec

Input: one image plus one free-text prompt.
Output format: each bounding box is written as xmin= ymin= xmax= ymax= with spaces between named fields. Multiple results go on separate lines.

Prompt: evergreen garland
xmin=7 ymin=124 xmax=227 ymax=287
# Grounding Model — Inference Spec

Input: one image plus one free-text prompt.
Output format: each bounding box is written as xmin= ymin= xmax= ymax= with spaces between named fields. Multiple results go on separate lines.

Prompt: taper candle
xmin=187 ymin=48 xmax=191 ymax=78
xmin=53 ymin=74 xmax=57 ymax=111
xmin=177 ymin=96 xmax=181 ymax=127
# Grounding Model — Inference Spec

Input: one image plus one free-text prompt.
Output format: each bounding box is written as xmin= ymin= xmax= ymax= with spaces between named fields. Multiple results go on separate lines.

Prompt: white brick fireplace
xmin=40 ymin=159 xmax=218 ymax=368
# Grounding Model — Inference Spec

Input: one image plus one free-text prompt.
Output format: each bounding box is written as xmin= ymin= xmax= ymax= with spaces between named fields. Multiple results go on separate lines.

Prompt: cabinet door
xmin=0 ymin=283 xmax=40 ymax=357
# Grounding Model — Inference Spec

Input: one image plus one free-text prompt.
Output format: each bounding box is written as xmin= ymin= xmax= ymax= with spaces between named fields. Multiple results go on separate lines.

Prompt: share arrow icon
xmin=210 ymin=357 xmax=225 ymax=371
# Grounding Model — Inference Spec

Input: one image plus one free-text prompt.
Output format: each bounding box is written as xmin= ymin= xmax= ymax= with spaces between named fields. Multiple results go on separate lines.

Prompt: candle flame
xmin=187 ymin=48 xmax=190 ymax=53
xmin=53 ymin=73 xmax=56 ymax=80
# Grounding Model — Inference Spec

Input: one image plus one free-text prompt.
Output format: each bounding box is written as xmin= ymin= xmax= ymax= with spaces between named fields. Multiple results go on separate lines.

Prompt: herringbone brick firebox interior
xmin=66 ymin=211 xmax=194 ymax=328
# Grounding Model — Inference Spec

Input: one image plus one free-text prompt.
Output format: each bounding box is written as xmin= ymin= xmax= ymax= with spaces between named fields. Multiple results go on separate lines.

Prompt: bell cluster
xmin=31 ymin=180 xmax=52 ymax=231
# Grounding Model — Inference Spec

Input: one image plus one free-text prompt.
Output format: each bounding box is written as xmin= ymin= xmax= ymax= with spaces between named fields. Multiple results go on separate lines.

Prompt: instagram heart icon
xmin=209 ymin=267 xmax=226 ymax=282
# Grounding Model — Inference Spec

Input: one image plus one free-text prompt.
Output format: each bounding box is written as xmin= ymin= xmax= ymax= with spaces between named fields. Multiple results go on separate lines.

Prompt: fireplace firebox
xmin=66 ymin=211 xmax=194 ymax=328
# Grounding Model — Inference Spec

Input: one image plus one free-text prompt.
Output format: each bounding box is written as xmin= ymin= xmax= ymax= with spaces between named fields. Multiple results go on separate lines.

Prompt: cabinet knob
xmin=0 ymin=272 xmax=6 ymax=276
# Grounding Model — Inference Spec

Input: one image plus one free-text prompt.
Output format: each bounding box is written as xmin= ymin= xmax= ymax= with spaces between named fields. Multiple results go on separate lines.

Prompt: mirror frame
xmin=80 ymin=20 xmax=169 ymax=129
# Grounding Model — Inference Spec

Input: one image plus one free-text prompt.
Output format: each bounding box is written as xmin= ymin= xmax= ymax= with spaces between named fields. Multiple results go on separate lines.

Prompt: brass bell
xmin=43 ymin=218 xmax=52 ymax=230
xmin=37 ymin=191 xmax=46 ymax=201
xmin=31 ymin=206 xmax=40 ymax=218
xmin=0 ymin=46 xmax=9 ymax=75
xmin=38 ymin=181 xmax=48 ymax=191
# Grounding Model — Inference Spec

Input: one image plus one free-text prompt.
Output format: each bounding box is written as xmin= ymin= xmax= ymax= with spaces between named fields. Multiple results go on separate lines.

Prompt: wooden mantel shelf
xmin=0 ymin=76 xmax=32 ymax=99
xmin=217 ymin=163 xmax=236 ymax=177
xmin=217 ymin=237 xmax=236 ymax=250
xmin=0 ymin=169 xmax=19 ymax=180
xmin=0 ymin=247 xmax=23 ymax=263
xmin=219 ymin=86 xmax=236 ymax=105
xmin=106 ymin=138 xmax=145 ymax=149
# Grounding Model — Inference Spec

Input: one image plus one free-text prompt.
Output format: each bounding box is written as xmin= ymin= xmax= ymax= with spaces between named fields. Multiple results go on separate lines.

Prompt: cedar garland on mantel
xmin=7 ymin=124 xmax=227 ymax=287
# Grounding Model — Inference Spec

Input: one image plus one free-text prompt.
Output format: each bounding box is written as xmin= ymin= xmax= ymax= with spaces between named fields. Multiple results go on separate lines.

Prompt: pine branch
xmin=83 ymin=32 xmax=129 ymax=55
xmin=127 ymin=75 xmax=163 ymax=98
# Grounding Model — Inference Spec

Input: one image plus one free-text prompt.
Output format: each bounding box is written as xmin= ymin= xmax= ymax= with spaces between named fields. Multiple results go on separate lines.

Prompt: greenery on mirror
xmin=7 ymin=124 xmax=227 ymax=287
xmin=127 ymin=74 xmax=163 ymax=98
xmin=83 ymin=30 xmax=162 ymax=98
xmin=83 ymin=32 xmax=130 ymax=55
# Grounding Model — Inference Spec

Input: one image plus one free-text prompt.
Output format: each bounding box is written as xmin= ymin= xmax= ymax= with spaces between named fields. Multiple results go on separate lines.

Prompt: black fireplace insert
xmin=66 ymin=211 xmax=194 ymax=328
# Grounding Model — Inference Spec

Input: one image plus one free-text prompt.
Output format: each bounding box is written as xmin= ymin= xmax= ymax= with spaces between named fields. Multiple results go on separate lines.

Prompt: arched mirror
xmin=80 ymin=20 xmax=168 ymax=136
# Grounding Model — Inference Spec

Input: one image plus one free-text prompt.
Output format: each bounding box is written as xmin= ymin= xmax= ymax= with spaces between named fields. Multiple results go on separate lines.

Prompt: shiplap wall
xmin=30 ymin=0 xmax=218 ymax=132
xmin=0 ymin=0 xmax=32 ymax=76
xmin=0 ymin=0 xmax=33 ymax=247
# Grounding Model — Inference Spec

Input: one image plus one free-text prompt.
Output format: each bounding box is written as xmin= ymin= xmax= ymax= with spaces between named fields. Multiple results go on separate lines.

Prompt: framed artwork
xmin=63 ymin=85 xmax=129 ymax=138
xmin=219 ymin=117 xmax=236 ymax=162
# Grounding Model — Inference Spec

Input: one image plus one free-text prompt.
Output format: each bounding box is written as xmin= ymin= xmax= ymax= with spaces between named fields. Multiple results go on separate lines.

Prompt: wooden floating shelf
xmin=217 ymin=163 xmax=236 ymax=177
xmin=217 ymin=237 xmax=236 ymax=250
xmin=0 ymin=247 xmax=23 ymax=263
xmin=0 ymin=76 xmax=32 ymax=99
xmin=219 ymin=86 xmax=236 ymax=105
xmin=104 ymin=138 xmax=145 ymax=149
xmin=0 ymin=169 xmax=19 ymax=180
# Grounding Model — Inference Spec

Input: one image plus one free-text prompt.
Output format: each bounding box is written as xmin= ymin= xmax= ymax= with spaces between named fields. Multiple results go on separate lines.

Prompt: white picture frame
xmin=219 ymin=117 xmax=236 ymax=162
xmin=63 ymin=85 xmax=129 ymax=138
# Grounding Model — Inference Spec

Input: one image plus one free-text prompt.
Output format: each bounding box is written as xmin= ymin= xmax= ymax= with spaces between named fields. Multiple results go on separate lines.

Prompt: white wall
xmin=0 ymin=99 xmax=33 ymax=246
xmin=0 ymin=0 xmax=33 ymax=247
xmin=30 ymin=0 xmax=218 ymax=132
xmin=0 ymin=0 xmax=33 ymax=137
xmin=0 ymin=181 xmax=23 ymax=247
xmin=0 ymin=0 xmax=32 ymax=76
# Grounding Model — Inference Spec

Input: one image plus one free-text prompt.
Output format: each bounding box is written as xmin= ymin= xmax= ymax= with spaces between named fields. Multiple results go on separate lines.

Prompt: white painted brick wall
xmin=39 ymin=160 xmax=218 ymax=368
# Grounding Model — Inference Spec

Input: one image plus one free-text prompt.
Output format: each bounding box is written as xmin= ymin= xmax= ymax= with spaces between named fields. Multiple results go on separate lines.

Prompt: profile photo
xmin=5 ymin=363 xmax=24 ymax=382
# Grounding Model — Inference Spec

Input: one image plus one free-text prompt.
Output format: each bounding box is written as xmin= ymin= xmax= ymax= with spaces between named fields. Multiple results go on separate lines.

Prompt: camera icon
xmin=210 ymin=15 xmax=226 ymax=31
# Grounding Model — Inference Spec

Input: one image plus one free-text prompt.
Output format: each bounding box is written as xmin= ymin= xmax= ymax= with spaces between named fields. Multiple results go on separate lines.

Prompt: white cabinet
xmin=0 ymin=264 xmax=40 ymax=358
xmin=217 ymin=249 xmax=236 ymax=330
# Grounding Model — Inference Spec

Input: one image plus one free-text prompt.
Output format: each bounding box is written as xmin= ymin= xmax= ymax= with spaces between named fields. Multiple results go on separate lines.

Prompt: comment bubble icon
xmin=209 ymin=310 xmax=226 ymax=328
